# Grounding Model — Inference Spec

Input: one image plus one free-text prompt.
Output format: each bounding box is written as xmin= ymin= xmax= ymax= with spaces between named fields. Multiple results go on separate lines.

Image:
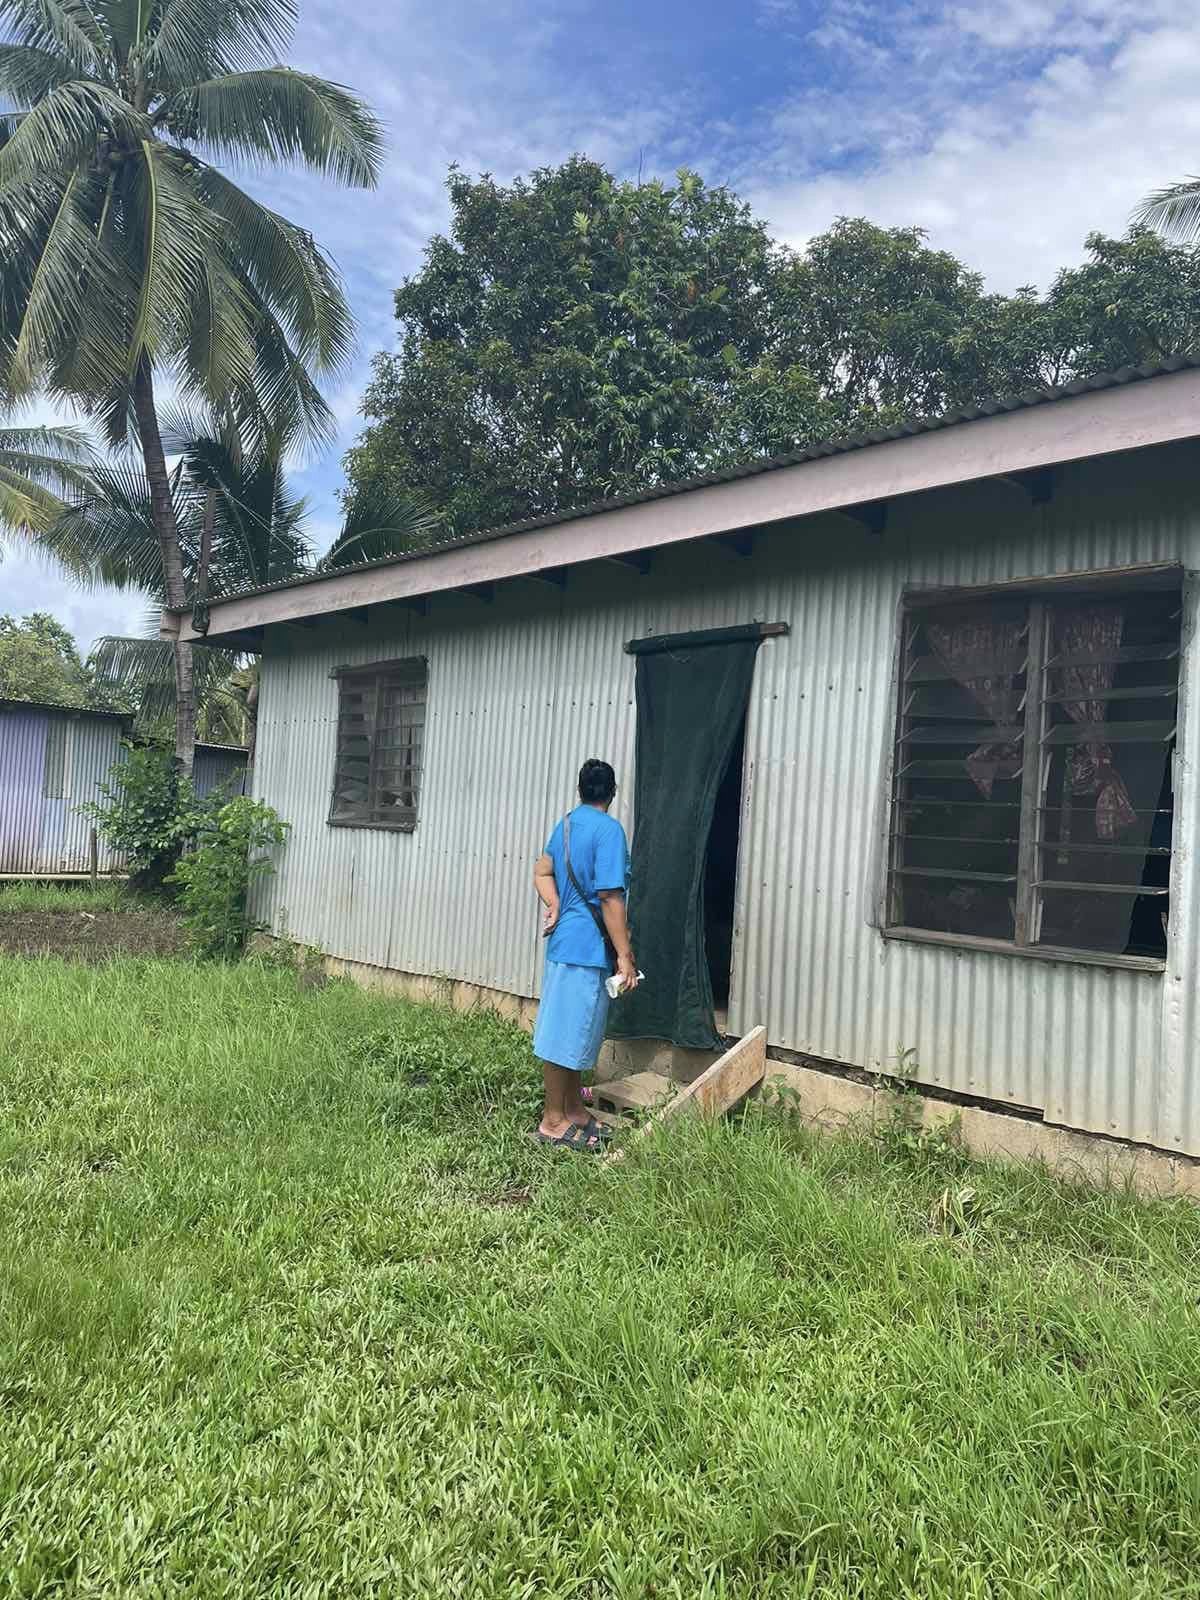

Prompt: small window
xmin=887 ymin=572 xmax=1181 ymax=964
xmin=43 ymin=718 xmax=66 ymax=799
xmin=329 ymin=658 xmax=426 ymax=831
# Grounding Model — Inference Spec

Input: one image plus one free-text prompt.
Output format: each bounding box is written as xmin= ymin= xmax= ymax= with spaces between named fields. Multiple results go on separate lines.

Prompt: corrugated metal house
xmin=0 ymin=707 xmax=248 ymax=878
xmin=0 ymin=699 xmax=131 ymax=876
xmin=161 ymin=360 xmax=1200 ymax=1164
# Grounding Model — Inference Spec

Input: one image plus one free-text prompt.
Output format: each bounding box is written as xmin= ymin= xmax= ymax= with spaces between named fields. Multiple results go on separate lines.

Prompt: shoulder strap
xmin=563 ymin=813 xmax=618 ymax=971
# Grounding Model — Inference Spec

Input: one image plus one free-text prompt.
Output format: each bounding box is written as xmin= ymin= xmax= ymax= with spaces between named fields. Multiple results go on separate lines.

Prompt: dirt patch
xmin=0 ymin=909 xmax=187 ymax=961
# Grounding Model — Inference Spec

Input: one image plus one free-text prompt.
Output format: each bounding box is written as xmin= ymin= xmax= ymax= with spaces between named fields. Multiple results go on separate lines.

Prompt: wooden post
xmin=89 ymin=827 xmax=98 ymax=888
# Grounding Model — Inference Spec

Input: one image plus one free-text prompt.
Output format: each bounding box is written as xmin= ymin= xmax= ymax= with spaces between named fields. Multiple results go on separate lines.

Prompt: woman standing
xmin=532 ymin=759 xmax=639 ymax=1150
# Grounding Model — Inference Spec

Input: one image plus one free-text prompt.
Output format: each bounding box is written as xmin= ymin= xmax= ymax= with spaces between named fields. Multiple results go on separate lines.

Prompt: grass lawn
xmin=2 ymin=954 xmax=1199 ymax=1598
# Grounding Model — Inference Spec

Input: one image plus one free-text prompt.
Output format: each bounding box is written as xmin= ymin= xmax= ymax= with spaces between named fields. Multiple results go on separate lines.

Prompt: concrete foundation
xmin=291 ymin=948 xmax=1200 ymax=1200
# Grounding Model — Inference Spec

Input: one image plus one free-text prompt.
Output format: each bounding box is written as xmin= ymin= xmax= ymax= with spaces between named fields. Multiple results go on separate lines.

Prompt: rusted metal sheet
xmin=250 ymin=437 xmax=1200 ymax=1157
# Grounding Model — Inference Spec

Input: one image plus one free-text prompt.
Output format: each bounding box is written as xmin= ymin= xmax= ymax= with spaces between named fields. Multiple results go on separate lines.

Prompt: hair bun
xmin=578 ymin=758 xmax=617 ymax=804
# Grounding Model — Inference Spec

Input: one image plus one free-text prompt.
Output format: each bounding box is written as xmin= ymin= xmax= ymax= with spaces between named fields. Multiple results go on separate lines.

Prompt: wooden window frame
xmin=883 ymin=564 xmax=1184 ymax=973
xmin=327 ymin=656 xmax=427 ymax=833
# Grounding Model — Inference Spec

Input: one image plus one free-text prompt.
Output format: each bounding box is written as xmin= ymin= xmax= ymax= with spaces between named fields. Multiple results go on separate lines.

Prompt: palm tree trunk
xmin=245 ymin=675 xmax=259 ymax=775
xmin=131 ymin=358 xmax=195 ymax=776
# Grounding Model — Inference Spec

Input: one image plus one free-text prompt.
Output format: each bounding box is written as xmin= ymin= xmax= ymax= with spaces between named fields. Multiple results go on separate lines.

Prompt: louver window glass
xmin=887 ymin=572 xmax=1181 ymax=964
xmin=329 ymin=658 xmax=426 ymax=831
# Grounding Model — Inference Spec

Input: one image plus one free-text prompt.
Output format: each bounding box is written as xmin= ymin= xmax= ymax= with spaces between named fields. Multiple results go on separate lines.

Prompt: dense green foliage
xmin=0 ymin=610 xmax=130 ymax=710
xmin=169 ymin=795 xmax=288 ymax=958
xmin=2 ymin=956 xmax=1200 ymax=1595
xmin=347 ymin=158 xmax=1200 ymax=536
xmin=81 ymin=744 xmax=205 ymax=889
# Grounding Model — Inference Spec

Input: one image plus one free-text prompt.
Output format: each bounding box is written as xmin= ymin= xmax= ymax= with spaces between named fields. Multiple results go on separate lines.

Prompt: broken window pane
xmin=889 ymin=575 xmax=1180 ymax=963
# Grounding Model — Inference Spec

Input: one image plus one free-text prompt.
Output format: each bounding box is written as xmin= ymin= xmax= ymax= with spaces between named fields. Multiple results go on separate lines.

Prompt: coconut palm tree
xmin=0 ymin=421 xmax=95 ymax=542
xmin=0 ymin=0 xmax=383 ymax=772
xmin=1136 ymin=176 xmax=1200 ymax=242
xmin=50 ymin=408 xmax=441 ymax=760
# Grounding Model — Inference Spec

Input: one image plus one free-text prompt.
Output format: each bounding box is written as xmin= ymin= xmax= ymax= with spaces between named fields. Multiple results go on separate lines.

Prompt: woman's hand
xmin=542 ymin=901 xmax=560 ymax=936
xmin=617 ymin=952 xmax=639 ymax=992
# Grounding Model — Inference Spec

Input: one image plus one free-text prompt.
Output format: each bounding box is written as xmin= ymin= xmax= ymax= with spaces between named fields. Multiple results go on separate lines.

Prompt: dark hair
xmin=578 ymin=758 xmax=617 ymax=805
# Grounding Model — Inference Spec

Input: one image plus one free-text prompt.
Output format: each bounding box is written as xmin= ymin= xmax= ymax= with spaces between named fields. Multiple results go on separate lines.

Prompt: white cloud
xmin=0 ymin=550 xmax=149 ymax=655
xmin=748 ymin=0 xmax=1200 ymax=291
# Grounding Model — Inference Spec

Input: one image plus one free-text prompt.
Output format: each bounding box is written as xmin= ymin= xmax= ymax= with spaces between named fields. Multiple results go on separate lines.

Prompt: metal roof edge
xmin=167 ymin=356 xmax=1200 ymax=637
xmin=0 ymin=697 xmax=133 ymax=723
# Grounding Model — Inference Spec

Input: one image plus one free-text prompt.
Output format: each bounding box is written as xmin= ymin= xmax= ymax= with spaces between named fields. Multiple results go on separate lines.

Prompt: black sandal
xmin=532 ymin=1122 xmax=605 ymax=1153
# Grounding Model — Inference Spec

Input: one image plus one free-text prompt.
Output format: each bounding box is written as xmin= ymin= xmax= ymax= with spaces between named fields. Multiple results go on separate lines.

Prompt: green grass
xmin=0 ymin=880 xmax=133 ymax=914
xmin=2 ymin=955 xmax=1199 ymax=1598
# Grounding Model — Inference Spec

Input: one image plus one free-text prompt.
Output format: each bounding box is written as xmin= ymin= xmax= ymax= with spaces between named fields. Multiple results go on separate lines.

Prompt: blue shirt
xmin=544 ymin=805 xmax=631 ymax=969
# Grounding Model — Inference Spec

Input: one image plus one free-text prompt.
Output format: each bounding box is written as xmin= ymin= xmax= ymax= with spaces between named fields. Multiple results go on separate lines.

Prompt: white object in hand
xmin=606 ymin=970 xmax=645 ymax=999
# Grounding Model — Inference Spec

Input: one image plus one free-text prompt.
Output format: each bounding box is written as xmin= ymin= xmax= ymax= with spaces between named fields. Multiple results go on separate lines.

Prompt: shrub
xmin=81 ymin=746 xmax=208 ymax=890
xmin=169 ymin=797 xmax=289 ymax=958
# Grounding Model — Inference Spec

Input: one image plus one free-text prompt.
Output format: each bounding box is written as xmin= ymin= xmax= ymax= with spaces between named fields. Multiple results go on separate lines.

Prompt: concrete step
xmin=593 ymin=1071 xmax=679 ymax=1114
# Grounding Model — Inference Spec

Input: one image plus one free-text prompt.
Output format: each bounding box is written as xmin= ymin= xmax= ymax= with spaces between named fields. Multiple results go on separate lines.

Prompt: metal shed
xmin=160 ymin=361 xmax=1200 ymax=1164
xmin=192 ymin=742 xmax=249 ymax=801
xmin=0 ymin=699 xmax=131 ymax=877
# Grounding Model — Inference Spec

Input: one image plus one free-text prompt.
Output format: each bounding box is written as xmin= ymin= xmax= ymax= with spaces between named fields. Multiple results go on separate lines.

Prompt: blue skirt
xmin=533 ymin=960 xmax=611 ymax=1071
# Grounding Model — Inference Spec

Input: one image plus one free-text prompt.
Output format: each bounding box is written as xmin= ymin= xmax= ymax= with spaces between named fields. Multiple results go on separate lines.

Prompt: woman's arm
xmin=534 ymin=852 xmax=560 ymax=934
xmin=599 ymin=890 xmax=638 ymax=990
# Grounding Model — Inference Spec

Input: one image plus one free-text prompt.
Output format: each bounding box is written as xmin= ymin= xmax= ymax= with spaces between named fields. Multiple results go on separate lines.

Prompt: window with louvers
xmin=887 ymin=572 xmax=1181 ymax=964
xmin=329 ymin=658 xmax=427 ymax=831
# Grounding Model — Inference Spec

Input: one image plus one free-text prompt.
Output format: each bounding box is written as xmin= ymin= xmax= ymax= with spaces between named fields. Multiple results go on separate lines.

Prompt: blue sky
xmin=7 ymin=0 xmax=1200 ymax=650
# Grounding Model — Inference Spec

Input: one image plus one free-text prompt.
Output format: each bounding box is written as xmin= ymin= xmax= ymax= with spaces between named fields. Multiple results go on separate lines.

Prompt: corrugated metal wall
xmin=0 ymin=706 xmax=49 ymax=873
xmin=193 ymin=747 xmax=248 ymax=800
xmin=0 ymin=708 xmax=127 ymax=875
xmin=252 ymin=439 xmax=1200 ymax=1156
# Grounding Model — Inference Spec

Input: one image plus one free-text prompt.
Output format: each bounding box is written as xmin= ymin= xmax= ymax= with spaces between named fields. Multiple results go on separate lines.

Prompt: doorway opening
xmin=704 ymin=715 xmax=747 ymax=1016
xmin=611 ymin=621 xmax=784 ymax=1053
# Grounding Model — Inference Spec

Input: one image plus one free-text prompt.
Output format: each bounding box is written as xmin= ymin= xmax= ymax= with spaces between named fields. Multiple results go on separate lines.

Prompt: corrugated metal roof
xmin=0 ymin=697 xmax=131 ymax=723
xmin=167 ymin=355 xmax=1200 ymax=615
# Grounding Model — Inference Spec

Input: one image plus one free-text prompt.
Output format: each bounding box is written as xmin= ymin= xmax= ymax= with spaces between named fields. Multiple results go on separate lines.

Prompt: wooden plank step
xmin=593 ymin=1072 xmax=677 ymax=1113
xmin=586 ymin=1107 xmax=629 ymax=1131
xmin=605 ymin=1027 xmax=768 ymax=1164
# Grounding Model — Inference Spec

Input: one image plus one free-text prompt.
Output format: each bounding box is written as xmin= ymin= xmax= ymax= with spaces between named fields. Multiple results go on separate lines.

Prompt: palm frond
xmin=207 ymin=278 xmax=336 ymax=453
xmin=6 ymin=166 xmax=97 ymax=391
xmin=0 ymin=1 xmax=109 ymax=78
xmin=1134 ymin=177 xmax=1200 ymax=243
xmin=0 ymin=465 xmax=62 ymax=533
xmin=178 ymin=247 xmax=260 ymax=415
xmin=0 ymin=421 xmax=95 ymax=465
xmin=158 ymin=67 xmax=382 ymax=188
xmin=146 ymin=0 xmax=296 ymax=80
xmin=44 ymin=456 xmax=167 ymax=591
xmin=0 ymin=80 xmax=148 ymax=187
xmin=321 ymin=486 xmax=444 ymax=570
xmin=0 ymin=42 xmax=77 ymax=102
xmin=92 ymin=632 xmax=245 ymax=727
xmin=199 ymin=164 xmax=354 ymax=371
xmin=126 ymin=140 xmax=220 ymax=372
xmin=0 ymin=421 xmax=97 ymax=536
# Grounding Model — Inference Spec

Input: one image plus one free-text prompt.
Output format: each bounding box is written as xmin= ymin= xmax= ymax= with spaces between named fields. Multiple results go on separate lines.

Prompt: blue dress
xmin=533 ymin=806 xmax=630 ymax=1071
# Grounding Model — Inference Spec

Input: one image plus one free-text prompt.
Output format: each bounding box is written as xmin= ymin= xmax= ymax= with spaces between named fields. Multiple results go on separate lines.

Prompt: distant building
xmin=0 ymin=702 xmax=247 ymax=877
xmin=162 ymin=359 xmax=1200 ymax=1167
